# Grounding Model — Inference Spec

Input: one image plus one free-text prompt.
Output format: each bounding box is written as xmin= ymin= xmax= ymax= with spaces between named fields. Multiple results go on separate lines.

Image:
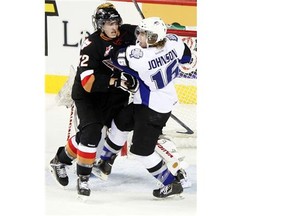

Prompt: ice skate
xmin=92 ymin=154 xmax=117 ymax=180
xmin=50 ymin=154 xmax=69 ymax=187
xmin=153 ymin=179 xmax=183 ymax=198
xmin=77 ymin=175 xmax=91 ymax=197
xmin=176 ymin=168 xmax=192 ymax=188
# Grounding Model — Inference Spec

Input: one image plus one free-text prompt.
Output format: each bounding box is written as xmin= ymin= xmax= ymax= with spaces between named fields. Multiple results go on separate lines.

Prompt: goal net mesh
xmin=162 ymin=29 xmax=197 ymax=149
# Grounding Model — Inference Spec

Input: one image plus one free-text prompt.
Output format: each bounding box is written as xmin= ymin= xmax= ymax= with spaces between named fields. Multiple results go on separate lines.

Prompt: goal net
xmin=163 ymin=28 xmax=197 ymax=149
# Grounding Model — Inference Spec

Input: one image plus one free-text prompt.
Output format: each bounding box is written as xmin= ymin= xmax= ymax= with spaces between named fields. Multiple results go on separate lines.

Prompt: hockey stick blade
xmin=170 ymin=113 xmax=194 ymax=134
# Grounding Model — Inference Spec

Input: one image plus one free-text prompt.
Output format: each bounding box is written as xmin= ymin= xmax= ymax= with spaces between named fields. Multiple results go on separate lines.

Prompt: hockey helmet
xmin=92 ymin=3 xmax=122 ymax=31
xmin=136 ymin=17 xmax=167 ymax=45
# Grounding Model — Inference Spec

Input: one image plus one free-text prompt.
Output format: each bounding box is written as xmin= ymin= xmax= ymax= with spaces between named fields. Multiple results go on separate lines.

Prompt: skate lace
xmin=79 ymin=180 xmax=89 ymax=190
xmin=56 ymin=165 xmax=67 ymax=178
xmin=160 ymin=184 xmax=172 ymax=195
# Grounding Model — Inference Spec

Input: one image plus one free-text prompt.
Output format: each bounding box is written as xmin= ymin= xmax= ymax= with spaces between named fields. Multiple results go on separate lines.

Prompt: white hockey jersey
xmin=114 ymin=34 xmax=192 ymax=113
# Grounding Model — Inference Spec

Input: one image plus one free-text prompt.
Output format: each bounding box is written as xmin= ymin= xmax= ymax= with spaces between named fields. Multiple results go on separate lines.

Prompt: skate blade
xmin=77 ymin=194 xmax=89 ymax=202
xmin=91 ymin=168 xmax=108 ymax=181
xmin=153 ymin=193 xmax=185 ymax=200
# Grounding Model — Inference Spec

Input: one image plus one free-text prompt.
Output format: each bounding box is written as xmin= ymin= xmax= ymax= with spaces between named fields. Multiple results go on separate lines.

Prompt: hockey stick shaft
xmin=132 ymin=0 xmax=145 ymax=19
xmin=102 ymin=59 xmax=123 ymax=71
xmin=67 ymin=103 xmax=75 ymax=141
xmin=170 ymin=113 xmax=194 ymax=134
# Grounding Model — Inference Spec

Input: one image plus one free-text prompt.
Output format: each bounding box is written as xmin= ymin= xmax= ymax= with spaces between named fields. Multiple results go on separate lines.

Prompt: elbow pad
xmin=90 ymin=73 xmax=111 ymax=92
xmin=180 ymin=43 xmax=192 ymax=64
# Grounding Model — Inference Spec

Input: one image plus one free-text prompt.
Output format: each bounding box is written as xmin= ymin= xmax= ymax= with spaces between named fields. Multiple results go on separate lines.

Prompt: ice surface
xmin=45 ymin=94 xmax=197 ymax=216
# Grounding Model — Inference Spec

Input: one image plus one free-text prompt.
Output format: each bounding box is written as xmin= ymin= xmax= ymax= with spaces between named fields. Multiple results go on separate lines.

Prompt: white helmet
xmin=136 ymin=17 xmax=167 ymax=45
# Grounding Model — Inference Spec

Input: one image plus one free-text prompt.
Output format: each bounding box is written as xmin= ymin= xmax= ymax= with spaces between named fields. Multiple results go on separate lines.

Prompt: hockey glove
xmin=111 ymin=72 xmax=139 ymax=93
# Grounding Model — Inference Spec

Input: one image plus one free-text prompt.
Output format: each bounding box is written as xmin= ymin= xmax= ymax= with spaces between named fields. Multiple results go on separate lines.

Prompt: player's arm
xmin=78 ymin=57 xmax=112 ymax=93
xmin=105 ymin=47 xmax=139 ymax=92
xmin=78 ymin=39 xmax=116 ymax=93
xmin=78 ymin=66 xmax=112 ymax=93
xmin=180 ymin=43 xmax=192 ymax=64
xmin=110 ymin=47 xmax=140 ymax=78
xmin=167 ymin=34 xmax=192 ymax=64
xmin=79 ymin=69 xmax=95 ymax=92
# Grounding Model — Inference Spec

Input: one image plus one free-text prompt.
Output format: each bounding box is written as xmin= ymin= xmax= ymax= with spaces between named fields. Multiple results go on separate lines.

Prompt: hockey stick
xmin=132 ymin=0 xmax=145 ymax=19
xmin=170 ymin=113 xmax=194 ymax=134
xmin=102 ymin=59 xmax=122 ymax=71
xmin=67 ymin=103 xmax=75 ymax=141
xmin=66 ymin=102 xmax=79 ymax=141
xmin=132 ymin=0 xmax=194 ymax=135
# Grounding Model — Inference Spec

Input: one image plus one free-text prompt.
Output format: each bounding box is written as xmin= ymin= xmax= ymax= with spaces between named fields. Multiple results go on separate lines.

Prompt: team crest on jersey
xmin=129 ymin=48 xmax=143 ymax=59
xmin=104 ymin=45 xmax=113 ymax=57
xmin=166 ymin=34 xmax=178 ymax=42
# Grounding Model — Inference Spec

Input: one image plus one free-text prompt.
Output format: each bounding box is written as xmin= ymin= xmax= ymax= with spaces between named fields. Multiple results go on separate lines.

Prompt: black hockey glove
xmin=111 ymin=72 xmax=139 ymax=93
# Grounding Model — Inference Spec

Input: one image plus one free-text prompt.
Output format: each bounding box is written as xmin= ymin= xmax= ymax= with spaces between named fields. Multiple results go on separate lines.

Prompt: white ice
xmin=45 ymin=94 xmax=197 ymax=216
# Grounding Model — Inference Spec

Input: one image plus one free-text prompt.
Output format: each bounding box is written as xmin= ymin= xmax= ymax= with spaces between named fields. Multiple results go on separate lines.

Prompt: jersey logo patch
xmin=166 ymin=34 xmax=178 ymax=42
xmin=104 ymin=45 xmax=113 ymax=57
xmin=129 ymin=48 xmax=143 ymax=59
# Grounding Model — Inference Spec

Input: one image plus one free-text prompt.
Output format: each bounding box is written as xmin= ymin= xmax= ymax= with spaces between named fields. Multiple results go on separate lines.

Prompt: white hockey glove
xmin=111 ymin=72 xmax=139 ymax=93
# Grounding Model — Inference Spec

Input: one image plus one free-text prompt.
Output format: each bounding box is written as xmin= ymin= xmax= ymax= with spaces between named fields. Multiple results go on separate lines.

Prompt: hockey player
xmin=93 ymin=17 xmax=193 ymax=198
xmin=49 ymin=3 xmax=138 ymax=197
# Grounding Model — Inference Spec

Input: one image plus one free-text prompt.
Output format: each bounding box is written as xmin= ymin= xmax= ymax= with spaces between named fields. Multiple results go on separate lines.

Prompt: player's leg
xmin=155 ymin=137 xmax=191 ymax=188
xmin=92 ymin=104 xmax=134 ymax=179
xmin=74 ymin=100 xmax=104 ymax=196
xmin=131 ymin=105 xmax=183 ymax=198
xmin=50 ymin=134 xmax=78 ymax=187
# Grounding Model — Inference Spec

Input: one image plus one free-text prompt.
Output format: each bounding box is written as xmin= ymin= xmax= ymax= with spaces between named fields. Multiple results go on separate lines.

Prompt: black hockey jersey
xmin=72 ymin=24 xmax=137 ymax=99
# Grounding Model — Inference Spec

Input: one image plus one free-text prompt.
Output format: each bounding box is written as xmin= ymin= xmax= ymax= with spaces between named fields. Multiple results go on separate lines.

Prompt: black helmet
xmin=92 ymin=3 xmax=122 ymax=31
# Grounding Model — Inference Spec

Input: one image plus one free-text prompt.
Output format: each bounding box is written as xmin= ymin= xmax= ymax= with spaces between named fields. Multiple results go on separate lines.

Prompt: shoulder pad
xmin=80 ymin=38 xmax=92 ymax=50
